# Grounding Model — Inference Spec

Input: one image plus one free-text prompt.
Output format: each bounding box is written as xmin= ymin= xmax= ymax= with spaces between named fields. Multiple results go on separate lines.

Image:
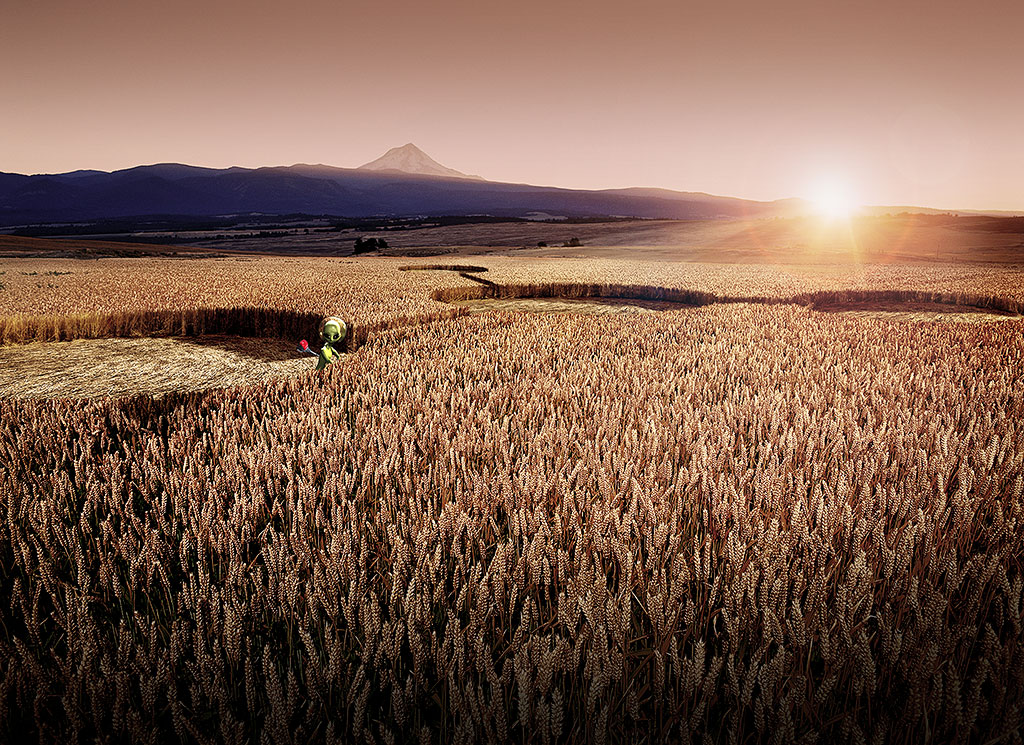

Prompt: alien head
xmin=319 ymin=316 xmax=347 ymax=345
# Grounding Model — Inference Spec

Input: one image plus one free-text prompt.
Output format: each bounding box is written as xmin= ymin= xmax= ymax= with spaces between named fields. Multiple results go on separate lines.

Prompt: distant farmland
xmin=5 ymin=213 xmax=1024 ymax=264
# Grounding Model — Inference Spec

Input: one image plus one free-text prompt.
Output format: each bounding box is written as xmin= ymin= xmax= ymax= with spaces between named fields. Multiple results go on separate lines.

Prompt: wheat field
xmin=0 ymin=254 xmax=1022 ymax=744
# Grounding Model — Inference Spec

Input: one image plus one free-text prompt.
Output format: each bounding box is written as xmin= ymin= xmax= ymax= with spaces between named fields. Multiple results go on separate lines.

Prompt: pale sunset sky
xmin=1 ymin=0 xmax=1021 ymax=210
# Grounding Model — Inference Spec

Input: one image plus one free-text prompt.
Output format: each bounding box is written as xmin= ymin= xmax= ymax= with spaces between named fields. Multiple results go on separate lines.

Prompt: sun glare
xmin=808 ymin=179 xmax=859 ymax=219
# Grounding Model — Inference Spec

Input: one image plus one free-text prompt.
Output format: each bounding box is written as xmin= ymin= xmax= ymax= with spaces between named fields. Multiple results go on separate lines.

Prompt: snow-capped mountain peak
xmin=357 ymin=143 xmax=482 ymax=180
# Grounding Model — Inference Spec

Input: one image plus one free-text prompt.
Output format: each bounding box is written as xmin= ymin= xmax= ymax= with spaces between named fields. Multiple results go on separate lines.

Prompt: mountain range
xmin=0 ymin=144 xmax=811 ymax=226
xmin=0 ymin=144 xmax=1007 ymax=227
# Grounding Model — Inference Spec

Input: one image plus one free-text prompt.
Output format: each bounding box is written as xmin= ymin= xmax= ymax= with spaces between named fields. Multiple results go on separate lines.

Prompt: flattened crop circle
xmin=2 ymin=273 xmax=1019 ymax=400
xmin=0 ymin=307 xmax=329 ymax=400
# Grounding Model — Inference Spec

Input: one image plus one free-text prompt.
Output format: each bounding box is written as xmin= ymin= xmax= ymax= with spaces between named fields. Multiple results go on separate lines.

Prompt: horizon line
xmin=5 ymin=160 xmax=1023 ymax=215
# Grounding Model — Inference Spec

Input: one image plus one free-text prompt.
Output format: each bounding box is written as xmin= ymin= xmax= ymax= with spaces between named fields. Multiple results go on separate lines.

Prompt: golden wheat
xmin=0 ymin=256 xmax=1021 ymax=743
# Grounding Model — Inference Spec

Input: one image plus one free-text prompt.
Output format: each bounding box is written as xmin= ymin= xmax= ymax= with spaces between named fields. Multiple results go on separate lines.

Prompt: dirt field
xmin=0 ymin=235 xmax=226 ymax=259
xmin=9 ymin=214 xmax=1023 ymax=264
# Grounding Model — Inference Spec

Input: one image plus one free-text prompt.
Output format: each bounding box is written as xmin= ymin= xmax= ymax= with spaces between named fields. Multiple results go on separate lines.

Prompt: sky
xmin=1 ymin=0 xmax=1022 ymax=210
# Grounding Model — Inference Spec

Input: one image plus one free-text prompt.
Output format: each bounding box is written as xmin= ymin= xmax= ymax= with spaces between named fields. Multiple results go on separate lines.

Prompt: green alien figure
xmin=315 ymin=316 xmax=347 ymax=370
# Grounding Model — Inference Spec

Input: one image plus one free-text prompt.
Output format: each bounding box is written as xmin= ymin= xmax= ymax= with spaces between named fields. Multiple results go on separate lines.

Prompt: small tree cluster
xmin=353 ymin=236 xmax=389 ymax=254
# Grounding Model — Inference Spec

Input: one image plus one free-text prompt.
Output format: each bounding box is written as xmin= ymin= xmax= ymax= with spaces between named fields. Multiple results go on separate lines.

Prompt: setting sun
xmin=809 ymin=179 xmax=859 ymax=219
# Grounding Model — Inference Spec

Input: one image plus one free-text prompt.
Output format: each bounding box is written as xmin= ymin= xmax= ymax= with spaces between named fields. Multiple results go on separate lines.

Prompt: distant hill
xmin=1 ymin=145 xmax=1016 ymax=226
xmin=0 ymin=154 xmax=787 ymax=226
